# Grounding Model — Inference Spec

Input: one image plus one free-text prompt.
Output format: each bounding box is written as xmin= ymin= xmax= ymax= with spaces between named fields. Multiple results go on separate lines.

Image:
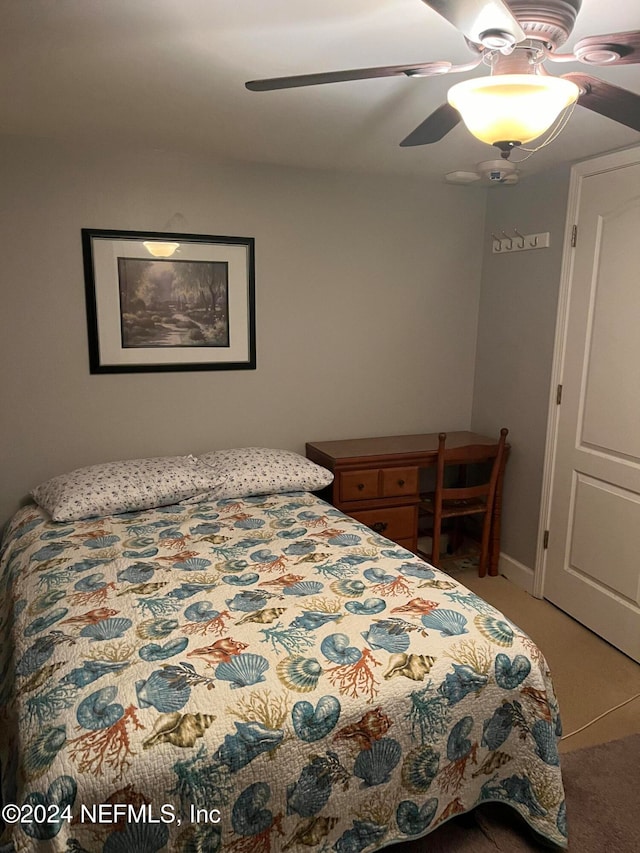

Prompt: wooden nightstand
xmin=306 ymin=432 xmax=508 ymax=567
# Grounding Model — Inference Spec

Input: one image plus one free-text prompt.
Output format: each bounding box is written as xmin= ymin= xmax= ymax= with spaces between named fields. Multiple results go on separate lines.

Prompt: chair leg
xmin=431 ymin=514 xmax=441 ymax=568
xmin=478 ymin=511 xmax=492 ymax=578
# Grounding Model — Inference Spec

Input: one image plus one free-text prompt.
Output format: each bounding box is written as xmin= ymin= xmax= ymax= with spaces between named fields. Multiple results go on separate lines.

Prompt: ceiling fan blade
xmin=573 ymin=30 xmax=640 ymax=65
xmin=400 ymin=103 xmax=461 ymax=146
xmin=563 ymin=73 xmax=640 ymax=132
xmin=246 ymin=61 xmax=455 ymax=91
xmin=421 ymin=0 xmax=525 ymax=47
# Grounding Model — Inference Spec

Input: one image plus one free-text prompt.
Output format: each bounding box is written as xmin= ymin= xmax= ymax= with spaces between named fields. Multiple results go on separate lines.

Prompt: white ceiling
xmin=3 ymin=0 xmax=639 ymax=182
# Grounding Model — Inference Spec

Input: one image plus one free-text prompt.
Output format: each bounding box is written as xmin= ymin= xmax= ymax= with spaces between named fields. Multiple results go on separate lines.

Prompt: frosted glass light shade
xmin=447 ymin=74 xmax=579 ymax=145
xmin=143 ymin=241 xmax=180 ymax=258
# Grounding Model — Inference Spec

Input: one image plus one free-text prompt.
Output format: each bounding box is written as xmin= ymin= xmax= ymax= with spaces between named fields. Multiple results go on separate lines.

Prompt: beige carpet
xmin=391 ymin=733 xmax=640 ymax=852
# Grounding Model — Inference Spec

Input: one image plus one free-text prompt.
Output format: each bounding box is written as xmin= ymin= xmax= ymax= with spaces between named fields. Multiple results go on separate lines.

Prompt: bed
xmin=0 ymin=450 xmax=567 ymax=853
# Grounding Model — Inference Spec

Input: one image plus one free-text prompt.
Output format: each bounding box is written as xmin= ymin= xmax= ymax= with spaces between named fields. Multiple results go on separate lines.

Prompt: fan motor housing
xmin=507 ymin=0 xmax=582 ymax=49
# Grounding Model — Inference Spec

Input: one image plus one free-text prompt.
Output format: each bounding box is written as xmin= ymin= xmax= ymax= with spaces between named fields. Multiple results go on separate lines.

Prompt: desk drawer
xmin=351 ymin=506 xmax=415 ymax=542
xmin=381 ymin=466 xmax=418 ymax=498
xmin=338 ymin=470 xmax=380 ymax=502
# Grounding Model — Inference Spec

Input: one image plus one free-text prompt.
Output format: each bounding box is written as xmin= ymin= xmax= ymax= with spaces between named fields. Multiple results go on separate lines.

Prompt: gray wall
xmin=0 ymin=138 xmax=487 ymax=526
xmin=471 ymin=167 xmax=571 ymax=571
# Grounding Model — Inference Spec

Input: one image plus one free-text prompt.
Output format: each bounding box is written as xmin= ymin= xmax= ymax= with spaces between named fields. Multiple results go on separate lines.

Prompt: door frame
xmin=534 ymin=144 xmax=640 ymax=599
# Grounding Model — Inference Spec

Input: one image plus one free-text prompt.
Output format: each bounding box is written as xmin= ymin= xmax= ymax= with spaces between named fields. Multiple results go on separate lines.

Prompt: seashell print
xmin=383 ymin=653 xmax=436 ymax=682
xmin=283 ymin=581 xmax=325 ymax=597
xmin=76 ymin=686 xmax=125 ymax=731
xmin=24 ymin=726 xmax=67 ymax=779
xmin=353 ymin=737 xmax=401 ymax=786
xmin=117 ymin=562 xmax=156 ymax=584
xmin=232 ymin=782 xmax=273 ymax=837
xmin=283 ymin=541 xmax=317 ymax=556
xmin=84 ymin=534 xmax=120 ymax=550
xmin=446 ymin=716 xmax=474 ymax=761
xmin=173 ymin=557 xmax=213 ymax=572
xmin=222 ymin=559 xmax=250 ymax=573
xmin=16 ymin=634 xmax=70 ymax=676
xmin=344 ymin=598 xmax=386 ymax=616
xmin=292 ymin=695 xmax=341 ymax=742
xmin=321 ymin=633 xmax=362 ymax=666
xmin=279 ymin=527 xmax=308 ymax=539
xmin=80 ymin=617 xmax=132 ymax=642
xmin=62 ymin=659 xmax=129 ymax=688
xmin=363 ymin=568 xmax=396 ymax=584
xmin=277 ymin=655 xmax=323 ymax=692
xmin=330 ymin=579 xmax=366 ymax=598
xmin=22 ymin=776 xmax=77 ymax=841
xmin=136 ymin=618 xmax=178 ymax=639
xmin=226 ymin=591 xmax=270 ymax=612
xmin=396 ymin=798 xmax=438 ymax=836
xmin=557 ymin=801 xmax=568 ymax=839
xmin=290 ymin=611 xmax=342 ymax=631
xmin=500 ymin=775 xmax=547 ymax=818
xmin=402 ymin=745 xmax=440 ymax=793
xmin=333 ymin=819 xmax=386 ymax=853
xmin=283 ymin=816 xmax=340 ymax=850
xmin=472 ymin=750 xmax=513 ymax=778
xmin=286 ymin=759 xmax=333 ymax=818
xmin=216 ymin=720 xmax=284 ymax=771
xmin=361 ymin=623 xmax=410 ymax=654
xmin=222 ymin=572 xmax=260 ymax=586
xmin=420 ymin=609 xmax=468 ymax=637
xmin=440 ymin=664 xmax=488 ymax=705
xmin=20 ymin=662 xmax=65 ymax=694
xmin=143 ymin=711 xmax=216 ymax=749
xmin=216 ymin=653 xmax=270 ymax=689
xmin=74 ymin=573 xmax=106 ymax=592
xmin=139 ymin=637 xmax=189 ymax=662
xmin=495 ymin=653 xmax=532 ymax=689
xmin=474 ymin=615 xmax=515 ymax=647
xmin=187 ymin=638 xmax=249 ymax=667
xmin=28 ymin=590 xmax=66 ymax=615
xmin=397 ymin=561 xmax=436 ymax=580
xmin=481 ymin=705 xmax=514 ymax=750
xmin=23 ymin=607 xmax=68 ymax=637
xmin=136 ymin=669 xmax=191 ymax=713
xmin=236 ymin=607 xmax=286 ymax=625
xmin=183 ymin=601 xmax=220 ymax=623
xmin=235 ymin=517 xmax=265 ymax=529
xmin=327 ymin=533 xmax=362 ymax=547
xmin=391 ymin=598 xmax=439 ymax=616
xmin=102 ymin=820 xmax=169 ymax=853
xmin=418 ymin=579 xmax=456 ymax=590
xmin=333 ymin=707 xmax=393 ymax=749
xmin=531 ymin=719 xmax=560 ymax=766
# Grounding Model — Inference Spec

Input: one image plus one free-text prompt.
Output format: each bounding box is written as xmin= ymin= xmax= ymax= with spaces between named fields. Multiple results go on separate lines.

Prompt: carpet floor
xmin=390 ymin=733 xmax=640 ymax=852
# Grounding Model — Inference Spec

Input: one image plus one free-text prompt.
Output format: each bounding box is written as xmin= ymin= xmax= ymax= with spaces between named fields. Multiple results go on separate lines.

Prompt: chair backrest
xmin=434 ymin=428 xmax=509 ymax=507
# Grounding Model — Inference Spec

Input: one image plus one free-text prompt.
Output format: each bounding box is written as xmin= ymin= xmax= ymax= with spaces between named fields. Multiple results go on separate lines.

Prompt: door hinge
xmin=543 ymin=530 xmax=549 ymax=549
xmin=556 ymin=384 xmax=563 ymax=405
xmin=571 ymin=225 xmax=578 ymax=247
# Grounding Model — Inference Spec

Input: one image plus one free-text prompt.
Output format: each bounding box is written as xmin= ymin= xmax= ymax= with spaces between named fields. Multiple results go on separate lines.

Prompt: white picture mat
xmin=92 ymin=238 xmax=251 ymax=366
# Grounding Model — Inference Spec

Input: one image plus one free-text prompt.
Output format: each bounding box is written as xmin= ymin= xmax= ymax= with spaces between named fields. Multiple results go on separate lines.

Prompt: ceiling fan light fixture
xmin=447 ymin=73 xmax=580 ymax=146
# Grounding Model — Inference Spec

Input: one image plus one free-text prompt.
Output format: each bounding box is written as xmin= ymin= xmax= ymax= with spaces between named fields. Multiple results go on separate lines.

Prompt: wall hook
xmin=529 ymin=235 xmax=539 ymax=247
xmin=501 ymin=230 xmax=513 ymax=250
xmin=491 ymin=232 xmax=502 ymax=252
xmin=514 ymin=228 xmax=526 ymax=249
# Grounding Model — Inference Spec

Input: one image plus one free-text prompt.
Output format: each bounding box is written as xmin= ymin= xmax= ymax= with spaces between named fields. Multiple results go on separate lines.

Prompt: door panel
xmin=545 ymin=158 xmax=640 ymax=662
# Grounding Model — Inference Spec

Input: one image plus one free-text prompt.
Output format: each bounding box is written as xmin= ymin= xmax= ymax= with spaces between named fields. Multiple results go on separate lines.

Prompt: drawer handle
xmin=398 ymin=479 xmax=405 ymax=487
xmin=371 ymin=521 xmax=388 ymax=533
xmin=357 ymin=483 xmax=365 ymax=491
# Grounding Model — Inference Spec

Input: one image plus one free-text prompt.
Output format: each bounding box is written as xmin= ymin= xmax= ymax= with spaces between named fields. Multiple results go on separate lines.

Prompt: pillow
xmin=199 ymin=447 xmax=333 ymax=499
xmin=32 ymin=455 xmax=222 ymax=522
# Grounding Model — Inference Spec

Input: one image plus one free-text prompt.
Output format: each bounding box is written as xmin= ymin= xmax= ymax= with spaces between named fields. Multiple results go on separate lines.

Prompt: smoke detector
xmin=445 ymin=159 xmax=519 ymax=186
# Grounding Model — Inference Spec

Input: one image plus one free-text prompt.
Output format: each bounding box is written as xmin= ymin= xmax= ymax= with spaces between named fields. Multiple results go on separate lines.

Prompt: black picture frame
xmin=82 ymin=228 xmax=256 ymax=373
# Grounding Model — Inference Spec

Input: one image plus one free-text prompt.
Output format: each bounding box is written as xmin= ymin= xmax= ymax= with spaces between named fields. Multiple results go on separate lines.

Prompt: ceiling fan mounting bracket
xmin=508 ymin=0 xmax=582 ymax=50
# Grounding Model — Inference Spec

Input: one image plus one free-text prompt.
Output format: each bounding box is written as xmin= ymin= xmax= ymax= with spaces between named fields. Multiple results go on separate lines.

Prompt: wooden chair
xmin=418 ymin=428 xmax=508 ymax=577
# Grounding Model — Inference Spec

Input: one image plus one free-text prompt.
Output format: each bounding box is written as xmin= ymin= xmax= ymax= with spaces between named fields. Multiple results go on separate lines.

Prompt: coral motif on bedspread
xmin=0 ymin=493 xmax=567 ymax=852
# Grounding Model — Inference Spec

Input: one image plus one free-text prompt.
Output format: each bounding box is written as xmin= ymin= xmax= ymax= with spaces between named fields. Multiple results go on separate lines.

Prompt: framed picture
xmin=82 ymin=228 xmax=256 ymax=373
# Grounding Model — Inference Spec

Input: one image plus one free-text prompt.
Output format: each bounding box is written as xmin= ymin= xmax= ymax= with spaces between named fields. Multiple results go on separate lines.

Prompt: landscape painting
xmin=117 ymin=257 xmax=229 ymax=348
xmin=82 ymin=229 xmax=256 ymax=373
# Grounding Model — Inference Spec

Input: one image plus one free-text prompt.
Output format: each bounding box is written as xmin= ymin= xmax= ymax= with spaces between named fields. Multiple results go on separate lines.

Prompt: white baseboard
xmin=498 ymin=552 xmax=534 ymax=594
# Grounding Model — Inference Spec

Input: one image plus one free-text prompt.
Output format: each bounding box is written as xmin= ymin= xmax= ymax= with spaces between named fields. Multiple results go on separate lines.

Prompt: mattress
xmin=0 ymin=492 xmax=567 ymax=851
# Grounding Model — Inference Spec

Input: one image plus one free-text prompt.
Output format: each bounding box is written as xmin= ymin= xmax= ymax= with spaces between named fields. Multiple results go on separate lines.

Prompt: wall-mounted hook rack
xmin=491 ymin=229 xmax=550 ymax=254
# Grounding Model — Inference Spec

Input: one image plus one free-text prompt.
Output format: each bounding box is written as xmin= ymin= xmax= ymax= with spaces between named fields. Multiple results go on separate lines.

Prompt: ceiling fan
xmin=245 ymin=0 xmax=640 ymax=158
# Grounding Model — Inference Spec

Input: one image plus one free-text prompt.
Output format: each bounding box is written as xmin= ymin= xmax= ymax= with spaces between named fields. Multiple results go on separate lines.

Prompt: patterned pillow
xmin=32 ymin=455 xmax=222 ymax=522
xmin=199 ymin=447 xmax=333 ymax=499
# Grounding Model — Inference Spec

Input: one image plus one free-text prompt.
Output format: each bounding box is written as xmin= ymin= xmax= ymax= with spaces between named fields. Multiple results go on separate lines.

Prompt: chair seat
xmin=419 ymin=494 xmax=489 ymax=518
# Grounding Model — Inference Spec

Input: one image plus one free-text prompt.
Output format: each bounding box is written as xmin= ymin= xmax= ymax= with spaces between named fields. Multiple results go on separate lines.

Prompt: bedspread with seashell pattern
xmin=0 ymin=492 xmax=567 ymax=852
